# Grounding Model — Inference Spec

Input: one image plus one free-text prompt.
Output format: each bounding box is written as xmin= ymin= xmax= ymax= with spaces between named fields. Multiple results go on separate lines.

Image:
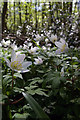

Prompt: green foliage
xmin=1 ymin=45 xmax=80 ymax=120
xmin=22 ymin=92 xmax=50 ymax=120
xmin=1 ymin=1 xmax=80 ymax=120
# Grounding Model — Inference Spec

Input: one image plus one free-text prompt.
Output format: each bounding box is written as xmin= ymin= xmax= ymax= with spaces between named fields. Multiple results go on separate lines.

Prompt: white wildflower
xmin=34 ymin=57 xmax=43 ymax=65
xmin=55 ymin=38 xmax=69 ymax=54
xmin=4 ymin=49 xmax=32 ymax=73
xmin=42 ymin=46 xmax=46 ymax=51
xmin=45 ymin=38 xmax=49 ymax=44
xmin=50 ymin=34 xmax=57 ymax=43
xmin=11 ymin=43 xmax=18 ymax=50
xmin=1 ymin=39 xmax=10 ymax=47
xmin=29 ymin=47 xmax=38 ymax=54
xmin=34 ymin=34 xmax=42 ymax=41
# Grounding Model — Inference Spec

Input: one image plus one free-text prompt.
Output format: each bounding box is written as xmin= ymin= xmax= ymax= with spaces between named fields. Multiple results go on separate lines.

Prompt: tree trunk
xmin=2 ymin=1 xmax=8 ymax=33
xmin=35 ymin=0 xmax=38 ymax=31
xmin=25 ymin=2 xmax=27 ymax=21
xmin=19 ymin=2 xmax=22 ymax=25
xmin=14 ymin=2 xmax=15 ymax=32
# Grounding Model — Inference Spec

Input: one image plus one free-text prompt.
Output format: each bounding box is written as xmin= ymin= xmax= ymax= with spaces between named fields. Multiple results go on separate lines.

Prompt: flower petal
xmin=4 ymin=57 xmax=10 ymax=67
xmin=22 ymin=61 xmax=32 ymax=69
xmin=55 ymin=49 xmax=62 ymax=54
xmin=55 ymin=42 xmax=62 ymax=48
xmin=11 ymin=49 xmax=16 ymax=62
xmin=21 ymin=69 xmax=30 ymax=73
xmin=50 ymin=34 xmax=57 ymax=42
xmin=34 ymin=62 xmax=38 ymax=65
xmin=16 ymin=54 xmax=25 ymax=63
xmin=60 ymin=38 xmax=65 ymax=44
xmin=66 ymin=43 xmax=68 ymax=48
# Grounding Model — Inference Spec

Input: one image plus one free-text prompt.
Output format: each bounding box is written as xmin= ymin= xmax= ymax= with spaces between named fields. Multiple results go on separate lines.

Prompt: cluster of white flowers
xmin=4 ymin=48 xmax=43 ymax=73
xmin=49 ymin=34 xmax=68 ymax=54
xmin=2 ymin=33 xmax=69 ymax=74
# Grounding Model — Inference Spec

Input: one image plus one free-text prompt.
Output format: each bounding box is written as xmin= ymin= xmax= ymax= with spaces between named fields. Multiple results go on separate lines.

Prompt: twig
xmin=1 ymin=96 xmax=24 ymax=106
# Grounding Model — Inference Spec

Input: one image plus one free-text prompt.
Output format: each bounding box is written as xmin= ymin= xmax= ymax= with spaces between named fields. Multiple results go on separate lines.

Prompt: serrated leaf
xmin=25 ymin=86 xmax=38 ymax=90
xmin=13 ymin=87 xmax=24 ymax=93
xmin=35 ymin=89 xmax=48 ymax=97
xmin=27 ymin=90 xmax=35 ymax=95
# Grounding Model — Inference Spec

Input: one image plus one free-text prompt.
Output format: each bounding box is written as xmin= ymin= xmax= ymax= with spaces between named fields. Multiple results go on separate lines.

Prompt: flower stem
xmin=12 ymin=71 xmax=14 ymax=88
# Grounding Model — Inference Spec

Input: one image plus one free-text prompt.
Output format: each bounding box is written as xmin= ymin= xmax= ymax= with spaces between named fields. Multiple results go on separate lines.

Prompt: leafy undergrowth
xmin=1 ymin=36 xmax=80 ymax=120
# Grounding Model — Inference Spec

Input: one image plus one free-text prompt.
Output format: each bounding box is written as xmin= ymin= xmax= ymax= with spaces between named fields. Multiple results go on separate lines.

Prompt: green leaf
xmin=3 ymin=75 xmax=12 ymax=86
xmin=32 ymin=40 xmax=42 ymax=49
xmin=2 ymin=94 xmax=8 ymax=100
xmin=35 ymin=88 xmax=48 ymax=97
xmin=36 ymin=70 xmax=44 ymax=73
xmin=29 ymin=77 xmax=43 ymax=85
xmin=13 ymin=113 xmax=30 ymax=119
xmin=14 ymin=73 xmax=23 ymax=79
xmin=52 ymin=77 xmax=60 ymax=89
xmin=59 ymin=88 xmax=66 ymax=99
xmin=22 ymin=92 xmax=50 ymax=120
xmin=13 ymin=87 xmax=24 ymax=93
xmin=25 ymin=86 xmax=38 ymax=90
xmin=27 ymin=89 xmax=36 ymax=95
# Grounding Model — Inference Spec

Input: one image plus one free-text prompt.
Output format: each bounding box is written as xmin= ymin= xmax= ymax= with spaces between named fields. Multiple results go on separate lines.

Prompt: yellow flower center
xmin=37 ymin=60 xmax=40 ymax=64
xmin=11 ymin=61 xmax=22 ymax=70
xmin=61 ymin=44 xmax=66 ymax=52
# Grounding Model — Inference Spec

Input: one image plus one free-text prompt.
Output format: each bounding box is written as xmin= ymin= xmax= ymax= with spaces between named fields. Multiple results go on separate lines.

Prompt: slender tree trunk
xmin=14 ymin=2 xmax=15 ymax=32
xmin=49 ymin=2 xmax=52 ymax=26
xmin=42 ymin=2 xmax=45 ymax=29
xmin=35 ymin=0 xmax=38 ymax=31
xmin=2 ymin=1 xmax=8 ymax=33
xmin=25 ymin=2 xmax=27 ymax=21
xmin=69 ymin=2 xmax=72 ymax=14
xmin=63 ymin=2 xmax=66 ymax=26
xmin=19 ymin=2 xmax=22 ymax=25
xmin=42 ymin=2 xmax=44 ymax=28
